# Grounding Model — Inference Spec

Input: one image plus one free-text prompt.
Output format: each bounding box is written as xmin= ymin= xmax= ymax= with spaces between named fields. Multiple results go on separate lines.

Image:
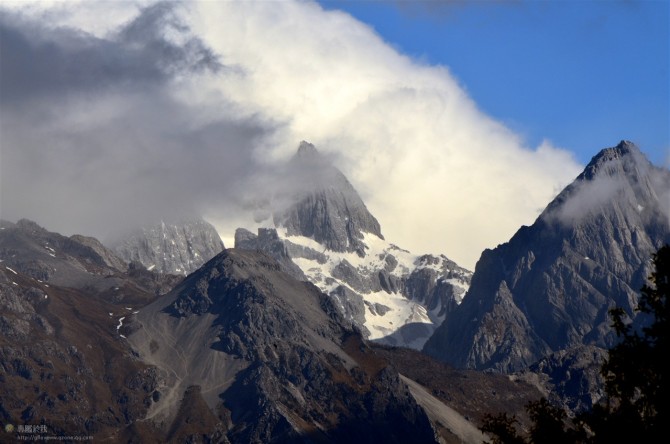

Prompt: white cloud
xmin=1 ymin=0 xmax=583 ymax=269
xmin=186 ymin=1 xmax=582 ymax=267
xmin=553 ymin=175 xmax=625 ymax=224
xmin=2 ymin=0 xmax=150 ymax=37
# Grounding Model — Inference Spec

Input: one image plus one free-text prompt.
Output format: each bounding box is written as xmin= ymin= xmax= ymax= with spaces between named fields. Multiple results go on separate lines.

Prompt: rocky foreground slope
xmin=126 ymin=248 xmax=444 ymax=443
xmin=0 ymin=219 xmax=179 ymax=440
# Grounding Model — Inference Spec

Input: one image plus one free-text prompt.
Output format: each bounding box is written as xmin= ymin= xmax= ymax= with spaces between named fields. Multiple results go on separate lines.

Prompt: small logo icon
xmin=4 ymin=424 xmax=14 ymax=433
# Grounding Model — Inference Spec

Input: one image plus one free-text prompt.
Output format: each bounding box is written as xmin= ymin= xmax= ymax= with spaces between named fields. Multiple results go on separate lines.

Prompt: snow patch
xmin=273 ymin=229 xmax=470 ymax=349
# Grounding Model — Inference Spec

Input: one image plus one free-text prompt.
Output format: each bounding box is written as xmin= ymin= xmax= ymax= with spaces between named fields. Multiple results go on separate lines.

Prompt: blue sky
xmin=319 ymin=0 xmax=670 ymax=166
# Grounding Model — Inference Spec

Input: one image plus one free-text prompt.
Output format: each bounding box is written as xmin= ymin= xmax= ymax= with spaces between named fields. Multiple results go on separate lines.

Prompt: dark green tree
xmin=481 ymin=245 xmax=670 ymax=444
xmin=527 ymin=397 xmax=583 ymax=444
xmin=481 ymin=412 xmax=525 ymax=444
xmin=586 ymin=244 xmax=669 ymax=442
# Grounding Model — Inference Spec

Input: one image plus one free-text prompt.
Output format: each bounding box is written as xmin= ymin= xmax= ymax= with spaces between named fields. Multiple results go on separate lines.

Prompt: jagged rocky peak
xmin=234 ymin=141 xmax=472 ymax=350
xmin=296 ymin=139 xmax=319 ymax=158
xmin=581 ymin=140 xmax=644 ymax=180
xmin=274 ymin=141 xmax=384 ymax=256
xmin=424 ymin=141 xmax=670 ymax=373
xmin=111 ymin=216 xmax=224 ymax=275
xmin=14 ymin=218 xmax=49 ymax=234
xmin=541 ymin=139 xmax=668 ymax=228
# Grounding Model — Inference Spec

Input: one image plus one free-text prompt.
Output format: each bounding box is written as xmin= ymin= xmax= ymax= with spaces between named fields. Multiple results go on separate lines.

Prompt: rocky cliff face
xmin=111 ymin=217 xmax=224 ymax=275
xmin=424 ymin=141 xmax=670 ymax=374
xmin=273 ymin=141 xmax=384 ymax=256
xmin=127 ymin=248 xmax=440 ymax=443
xmin=235 ymin=143 xmax=471 ymax=350
xmin=525 ymin=345 xmax=608 ymax=414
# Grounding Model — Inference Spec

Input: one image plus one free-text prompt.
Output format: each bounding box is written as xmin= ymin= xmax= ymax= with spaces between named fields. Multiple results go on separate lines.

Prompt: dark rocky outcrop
xmin=233 ymin=227 xmax=306 ymax=280
xmin=526 ymin=345 xmax=608 ymax=413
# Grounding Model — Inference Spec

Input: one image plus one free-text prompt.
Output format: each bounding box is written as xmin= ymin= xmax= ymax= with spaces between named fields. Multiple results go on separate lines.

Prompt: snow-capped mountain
xmin=235 ymin=142 xmax=471 ymax=349
xmin=424 ymin=141 xmax=670 ymax=374
xmin=1 ymin=220 xmax=526 ymax=442
xmin=111 ymin=217 xmax=224 ymax=275
xmin=273 ymin=141 xmax=384 ymax=256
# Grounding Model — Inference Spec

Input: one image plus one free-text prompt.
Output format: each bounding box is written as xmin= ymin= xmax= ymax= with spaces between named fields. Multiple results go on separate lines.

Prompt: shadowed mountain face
xmin=127 ymin=248 xmax=439 ymax=443
xmin=424 ymin=141 xmax=670 ymax=373
xmin=274 ymin=141 xmax=384 ymax=256
xmin=111 ymin=217 xmax=224 ymax=276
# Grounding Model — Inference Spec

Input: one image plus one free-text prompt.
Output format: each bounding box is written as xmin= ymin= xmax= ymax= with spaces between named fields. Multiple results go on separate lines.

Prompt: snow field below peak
xmin=282 ymin=231 xmax=467 ymax=348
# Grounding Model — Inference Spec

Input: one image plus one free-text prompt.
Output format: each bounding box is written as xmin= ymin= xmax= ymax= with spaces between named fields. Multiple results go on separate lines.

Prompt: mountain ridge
xmin=126 ymin=248 xmax=441 ymax=443
xmin=110 ymin=217 xmax=225 ymax=276
xmin=424 ymin=141 xmax=670 ymax=378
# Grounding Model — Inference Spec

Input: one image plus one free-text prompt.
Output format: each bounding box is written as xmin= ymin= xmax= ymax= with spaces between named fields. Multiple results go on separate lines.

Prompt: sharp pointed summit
xmin=295 ymin=140 xmax=320 ymax=158
xmin=236 ymin=142 xmax=471 ymax=350
xmin=424 ymin=141 xmax=670 ymax=376
xmin=274 ymin=142 xmax=384 ymax=255
xmin=571 ymin=140 xmax=649 ymax=184
xmin=540 ymin=140 xmax=667 ymax=227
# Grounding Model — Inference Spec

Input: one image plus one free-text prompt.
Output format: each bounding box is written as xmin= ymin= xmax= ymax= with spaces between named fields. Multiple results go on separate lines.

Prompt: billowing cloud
xmin=552 ymin=175 xmax=625 ymax=224
xmin=0 ymin=2 xmax=267 ymax=239
xmin=0 ymin=0 xmax=582 ymax=268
